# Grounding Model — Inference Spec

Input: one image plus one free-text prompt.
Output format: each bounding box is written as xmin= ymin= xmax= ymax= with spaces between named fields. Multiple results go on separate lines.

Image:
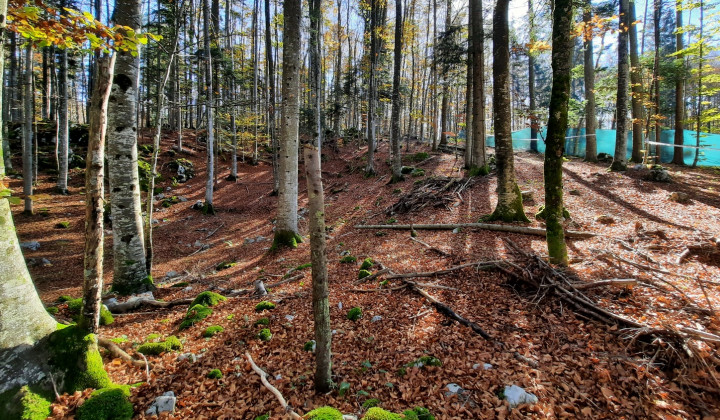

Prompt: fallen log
xmin=355 ymin=223 xmax=595 ymax=239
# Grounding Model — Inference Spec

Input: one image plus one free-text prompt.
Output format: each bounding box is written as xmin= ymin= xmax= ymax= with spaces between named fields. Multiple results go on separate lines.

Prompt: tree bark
xmin=309 ymin=0 xmax=323 ymax=155
xmin=673 ymin=4 xmax=685 ymax=165
xmin=265 ymin=0 xmax=278 ymax=190
xmin=583 ymin=0 xmax=598 ymax=162
xmin=439 ymin=0 xmax=451 ymax=146
xmin=544 ymin=0 xmax=573 ymax=266
xmin=80 ymin=54 xmax=116 ymax=334
xmin=628 ymin=1 xmax=644 ymax=163
xmin=107 ymin=0 xmax=149 ymax=293
xmin=528 ymin=0 xmax=538 ymax=153
xmin=23 ymin=44 xmax=33 ymax=215
xmin=611 ymin=0 xmax=630 ymax=171
xmin=56 ymin=48 xmax=69 ymax=194
xmin=489 ymin=0 xmax=528 ymax=222
xmin=470 ymin=0 xmax=486 ymax=172
xmin=272 ymin=0 xmax=303 ymax=250
xmin=203 ymin=0 xmax=216 ymax=213
xmin=303 ymin=144 xmax=332 ymax=393
xmin=390 ymin=0 xmax=404 ymax=182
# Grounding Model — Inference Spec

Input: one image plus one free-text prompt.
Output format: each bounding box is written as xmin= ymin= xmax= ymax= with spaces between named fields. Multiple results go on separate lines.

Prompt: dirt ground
xmin=6 ymin=132 xmax=720 ymax=419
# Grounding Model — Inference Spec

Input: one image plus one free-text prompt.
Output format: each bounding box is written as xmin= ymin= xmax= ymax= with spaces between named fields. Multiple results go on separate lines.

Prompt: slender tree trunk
xmin=464 ymin=12 xmax=474 ymax=170
xmin=23 ymin=44 xmax=33 ymax=215
xmin=365 ymin=0 xmax=380 ymax=175
xmin=528 ymin=0 xmax=538 ymax=153
xmin=693 ymin=0 xmax=703 ymax=168
xmin=544 ymin=0 xmax=573 ymax=266
xmin=611 ymin=0 xmax=630 ymax=171
xmin=56 ymin=49 xmax=69 ymax=194
xmin=583 ymin=0 xmax=598 ymax=162
xmin=333 ymin=0 xmax=343 ymax=138
xmin=265 ymin=0 xmax=278 ymax=190
xmin=439 ymin=0 xmax=451 ymax=146
xmin=652 ymin=0 xmax=661 ymax=158
xmin=309 ymin=0 xmax=323 ymax=156
xmin=489 ymin=0 xmax=528 ymax=222
xmin=107 ymin=0 xmax=150 ymax=293
xmin=390 ymin=0 xmax=404 ymax=182
xmin=470 ymin=0 xmax=486 ymax=172
xmin=628 ymin=1 xmax=643 ymax=162
xmin=203 ymin=0 xmax=216 ymax=213
xmin=272 ymin=0 xmax=303 ymax=250
xmin=79 ymin=54 xmax=116 ymax=334
xmin=673 ymin=3 xmax=685 ymax=165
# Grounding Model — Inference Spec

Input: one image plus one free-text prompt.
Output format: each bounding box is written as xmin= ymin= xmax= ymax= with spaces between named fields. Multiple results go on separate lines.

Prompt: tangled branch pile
xmin=386 ymin=176 xmax=474 ymax=215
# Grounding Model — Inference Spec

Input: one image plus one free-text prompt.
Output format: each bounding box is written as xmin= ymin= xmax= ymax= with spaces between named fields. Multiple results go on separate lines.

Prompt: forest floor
xmin=6 ymin=131 xmax=720 ymax=419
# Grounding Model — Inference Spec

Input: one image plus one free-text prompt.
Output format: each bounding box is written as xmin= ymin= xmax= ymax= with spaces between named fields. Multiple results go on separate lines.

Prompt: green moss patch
xmin=136 ymin=336 xmax=182 ymax=355
xmin=48 ymin=326 xmax=112 ymax=392
xmin=362 ymin=398 xmax=381 ymax=409
xmin=404 ymin=407 xmax=435 ymax=420
xmin=254 ymin=317 xmax=270 ymax=326
xmin=46 ymin=306 xmax=59 ymax=315
xmin=295 ymin=262 xmax=312 ymax=270
xmin=304 ymin=340 xmax=316 ymax=352
xmin=305 ymin=406 xmax=344 ymax=420
xmin=0 ymin=385 xmax=53 ymax=420
xmin=171 ymin=281 xmax=189 ymax=288
xmin=408 ymin=152 xmax=429 ymax=162
xmin=55 ymin=221 xmax=71 ymax=229
xmin=207 ymin=369 xmax=223 ymax=379
xmin=202 ymin=325 xmax=224 ymax=337
xmin=410 ymin=168 xmax=425 ymax=177
xmin=362 ymin=407 xmax=402 ymax=420
xmin=76 ymin=385 xmax=133 ymax=420
xmin=65 ymin=298 xmax=114 ymax=326
xmin=347 ymin=307 xmax=362 ymax=321
xmin=255 ymin=301 xmax=276 ymax=312
xmin=358 ymin=270 xmax=372 ymax=280
xmin=190 ymin=291 xmax=227 ymax=308
xmin=258 ymin=328 xmax=272 ymax=341
xmin=410 ymin=355 xmax=442 ymax=368
xmin=179 ymin=304 xmax=213 ymax=330
xmin=270 ymin=230 xmax=303 ymax=251
xmin=215 ymin=261 xmax=237 ymax=271
xmin=360 ymin=258 xmax=373 ymax=270
xmin=340 ymin=255 xmax=357 ymax=263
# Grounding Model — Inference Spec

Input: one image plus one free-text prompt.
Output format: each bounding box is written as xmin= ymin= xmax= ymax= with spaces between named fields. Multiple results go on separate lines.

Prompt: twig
xmin=245 ymin=352 xmax=302 ymax=419
xmin=139 ymin=352 xmax=150 ymax=382
xmin=409 ymin=236 xmax=451 ymax=257
xmin=206 ymin=221 xmax=225 ymax=239
xmin=572 ymin=279 xmax=637 ymax=290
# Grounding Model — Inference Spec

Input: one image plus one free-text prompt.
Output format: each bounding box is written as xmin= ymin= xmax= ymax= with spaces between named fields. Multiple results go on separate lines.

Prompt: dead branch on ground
xmin=97 ymin=337 xmax=149 ymax=369
xmin=245 ymin=352 xmax=302 ymax=420
xmin=355 ymin=222 xmax=595 ymax=239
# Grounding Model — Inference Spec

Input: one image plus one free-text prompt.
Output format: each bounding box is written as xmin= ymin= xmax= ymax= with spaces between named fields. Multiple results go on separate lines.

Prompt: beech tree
xmin=611 ymin=0 xmax=630 ymax=171
xmin=469 ymin=0 xmax=487 ymax=173
xmin=583 ymin=0 xmax=598 ymax=162
xmin=390 ymin=0 xmax=404 ymax=182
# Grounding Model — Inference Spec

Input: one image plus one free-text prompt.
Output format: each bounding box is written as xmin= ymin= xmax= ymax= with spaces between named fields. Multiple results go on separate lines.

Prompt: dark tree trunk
xmin=390 ymin=0 xmax=404 ymax=182
xmin=528 ymin=0 xmax=538 ymax=153
xmin=583 ymin=0 xmax=598 ymax=162
xmin=470 ymin=0 xmax=486 ymax=172
xmin=673 ymin=5 xmax=685 ymax=165
xmin=611 ymin=0 xmax=630 ymax=171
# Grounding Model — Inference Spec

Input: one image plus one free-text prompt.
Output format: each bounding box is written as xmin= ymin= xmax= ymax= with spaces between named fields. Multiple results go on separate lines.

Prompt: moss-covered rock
xmin=255 ymin=301 xmax=276 ymax=312
xmin=362 ymin=407 xmax=402 ymax=420
xmin=305 ymin=406 xmax=344 ymax=420
xmin=258 ymin=328 xmax=272 ymax=341
xmin=47 ymin=326 xmax=112 ymax=392
xmin=270 ymin=230 xmax=303 ymax=251
xmin=254 ymin=317 xmax=270 ymax=326
xmin=202 ymin=325 xmax=224 ymax=337
xmin=171 ymin=281 xmax=189 ymax=288
xmin=136 ymin=336 xmax=182 ymax=355
xmin=534 ymin=204 xmax=570 ymax=221
xmin=179 ymin=304 xmax=213 ymax=330
xmin=207 ymin=369 xmax=223 ymax=379
xmin=339 ymin=255 xmax=357 ymax=263
xmin=360 ymin=258 xmax=373 ymax=270
xmin=76 ymin=385 xmax=133 ymax=420
xmin=347 ymin=307 xmax=362 ymax=321
xmin=358 ymin=270 xmax=372 ymax=280
xmin=190 ymin=291 xmax=227 ymax=308
xmin=215 ymin=261 xmax=237 ymax=271
xmin=407 ymin=407 xmax=435 ymax=420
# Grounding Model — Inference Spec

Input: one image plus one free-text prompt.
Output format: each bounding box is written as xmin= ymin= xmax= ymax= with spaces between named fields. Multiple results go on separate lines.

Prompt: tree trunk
xmin=56 ymin=48 xmax=69 ymax=194
xmin=611 ymin=0 xmax=630 ymax=171
xmin=583 ymin=0 xmax=598 ymax=162
xmin=203 ymin=0 xmax=216 ymax=213
xmin=272 ymin=0 xmax=303 ymax=250
xmin=673 ymin=4 xmax=685 ymax=165
xmin=464 ymin=14 xmax=474 ymax=170
xmin=528 ymin=0 xmax=538 ymax=153
xmin=79 ymin=54 xmax=116 ymax=334
xmin=628 ymin=1 xmax=644 ymax=163
xmin=439 ymin=0 xmax=451 ymax=147
xmin=470 ymin=0 xmax=486 ymax=172
xmin=390 ymin=0 xmax=404 ymax=182
xmin=303 ymin=144 xmax=332 ymax=393
xmin=107 ymin=0 xmax=149 ymax=293
xmin=265 ymin=0 xmax=278 ymax=190
xmin=544 ymin=0 xmax=573 ymax=266
xmin=652 ymin=0 xmax=661 ymax=158
xmin=23 ymin=44 xmax=33 ymax=215
xmin=333 ymin=0 xmax=343 ymax=138
xmin=693 ymin=0 xmax=703 ymax=168
xmin=309 ymin=0 xmax=323 ymax=156
xmin=489 ymin=0 xmax=528 ymax=223
xmin=365 ymin=0 xmax=381 ymax=176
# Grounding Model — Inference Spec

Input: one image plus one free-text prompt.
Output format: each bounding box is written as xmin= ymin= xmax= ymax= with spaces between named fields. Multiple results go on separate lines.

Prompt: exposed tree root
xmin=97 ymin=337 xmax=149 ymax=369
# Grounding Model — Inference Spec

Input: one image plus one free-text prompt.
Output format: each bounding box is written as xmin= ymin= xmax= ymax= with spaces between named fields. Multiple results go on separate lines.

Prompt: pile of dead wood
xmin=386 ymin=176 xmax=474 ymax=215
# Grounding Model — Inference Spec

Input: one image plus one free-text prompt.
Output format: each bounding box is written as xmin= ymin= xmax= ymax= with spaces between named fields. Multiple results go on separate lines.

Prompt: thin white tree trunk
xmin=57 ymin=49 xmax=69 ymax=194
xmin=23 ymin=44 xmax=33 ymax=215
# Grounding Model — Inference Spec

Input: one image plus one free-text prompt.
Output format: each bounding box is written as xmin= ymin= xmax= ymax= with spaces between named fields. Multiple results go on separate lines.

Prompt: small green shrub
xmin=207 ymin=369 xmax=223 ymax=379
xmin=358 ymin=270 xmax=372 ymax=280
xmin=76 ymin=385 xmax=133 ymax=420
xmin=55 ymin=221 xmax=71 ymax=229
xmin=179 ymin=304 xmax=213 ymax=330
xmin=409 ymin=152 xmax=429 ymax=162
xmin=255 ymin=301 xmax=276 ymax=312
xmin=58 ymin=295 xmax=73 ymax=302
xmin=190 ymin=291 xmax=227 ymax=308
xmin=340 ymin=255 xmax=357 ymax=263
xmin=338 ymin=382 xmax=351 ymax=397
xmin=408 ymin=407 xmax=435 ymax=420
xmin=347 ymin=307 xmax=362 ymax=321
xmin=413 ymin=355 xmax=442 ymax=367
xmin=360 ymin=258 xmax=373 ymax=270
xmin=254 ymin=317 xmax=270 ymax=326
xmin=258 ymin=328 xmax=272 ymax=341
xmin=203 ymin=325 xmax=224 ymax=337
xmin=362 ymin=398 xmax=381 ymax=409
xmin=305 ymin=406 xmax=344 ymax=420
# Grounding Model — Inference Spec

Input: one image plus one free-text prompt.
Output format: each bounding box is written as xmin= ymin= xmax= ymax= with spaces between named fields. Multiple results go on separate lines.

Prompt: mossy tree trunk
xmin=80 ymin=55 xmax=116 ymax=333
xmin=583 ymin=0 xmax=598 ymax=162
xmin=470 ymin=0 xmax=486 ymax=171
xmin=390 ymin=0 xmax=404 ymax=183
xmin=273 ymin=0 xmax=303 ymax=250
xmin=107 ymin=0 xmax=149 ymax=293
xmin=544 ymin=0 xmax=573 ymax=266
xmin=489 ymin=0 xmax=529 ymax=223
xmin=611 ymin=0 xmax=630 ymax=172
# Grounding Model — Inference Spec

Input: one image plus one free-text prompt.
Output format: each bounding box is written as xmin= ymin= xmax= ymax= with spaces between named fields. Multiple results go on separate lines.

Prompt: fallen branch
xmin=97 ymin=337 xmax=149 ymax=368
xmin=245 ymin=352 xmax=302 ymax=420
xmin=352 ymin=268 xmax=391 ymax=285
xmin=572 ymin=279 xmax=637 ymax=290
xmin=355 ymin=222 xmax=595 ymax=239
xmin=214 ymin=273 xmax=305 ymax=297
xmin=409 ymin=236 xmax=451 ymax=257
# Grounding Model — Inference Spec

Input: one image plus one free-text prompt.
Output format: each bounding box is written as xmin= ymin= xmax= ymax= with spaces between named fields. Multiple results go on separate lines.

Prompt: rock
xmin=244 ymin=238 xmax=256 ymax=245
xmin=521 ymin=190 xmax=534 ymax=201
xmin=445 ymin=383 xmax=464 ymax=396
xmin=20 ymin=241 xmax=40 ymax=251
xmin=183 ymin=286 xmax=193 ymax=292
xmin=594 ymin=215 xmax=615 ymax=225
xmin=483 ymin=363 xmax=493 ymax=370
xmin=338 ymin=302 xmax=343 ymax=310
xmin=194 ymin=240 xmax=204 ymax=248
xmin=668 ymin=191 xmax=690 ymax=203
xmin=597 ymin=152 xmax=613 ymax=162
xmin=632 ymin=164 xmax=644 ymax=170
xmin=166 ymin=186 xmax=172 ymax=191
xmin=177 ymin=353 xmax=200 ymax=362
xmin=371 ymin=315 xmax=383 ymax=323
xmin=191 ymin=200 xmax=204 ymax=210
xmin=504 ymin=385 xmax=538 ymax=408
xmin=255 ymin=236 xmax=266 ymax=242
xmin=452 ymin=227 xmax=461 ymax=234
xmin=152 ymin=219 xmax=160 ymax=225
xmin=646 ymin=166 xmax=672 ymax=182
xmin=154 ymin=193 xmax=165 ymax=200
xmin=178 ymin=196 xmax=188 ymax=202
xmin=339 ymin=250 xmax=350 ymax=256
xmin=285 ymin=315 xmax=295 ymax=322
xmin=165 ymin=271 xmax=179 ymax=279
xmin=145 ymin=391 xmax=177 ymax=415
xmin=568 ymin=189 xmax=581 ymax=196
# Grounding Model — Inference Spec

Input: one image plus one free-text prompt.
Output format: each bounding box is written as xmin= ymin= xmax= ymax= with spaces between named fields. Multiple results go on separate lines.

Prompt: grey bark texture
xmin=390 ymin=0 xmax=404 ymax=182
xmin=583 ymin=0 xmax=598 ymax=162
xmin=23 ymin=44 xmax=33 ymax=215
xmin=203 ymin=0 xmax=215 ymax=213
xmin=628 ymin=2 xmax=644 ymax=163
xmin=57 ymin=48 xmax=69 ymax=194
xmin=470 ymin=0 xmax=486 ymax=170
xmin=673 ymin=5 xmax=685 ymax=165
xmin=107 ymin=0 xmax=149 ymax=293
xmin=611 ymin=0 xmax=630 ymax=171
